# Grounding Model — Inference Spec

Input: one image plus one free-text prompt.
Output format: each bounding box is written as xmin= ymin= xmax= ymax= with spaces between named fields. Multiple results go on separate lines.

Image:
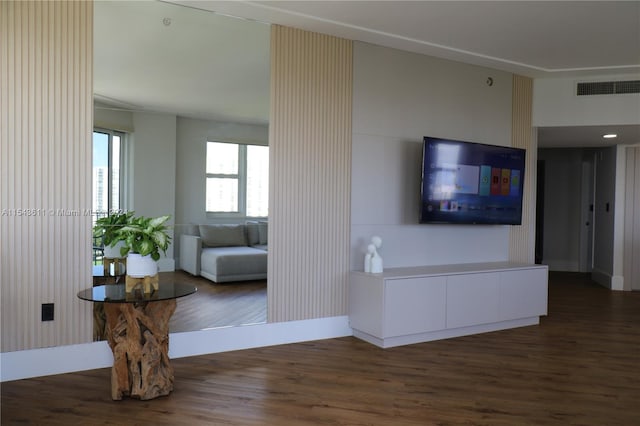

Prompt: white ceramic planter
xmin=103 ymin=241 xmax=126 ymax=259
xmin=126 ymin=253 xmax=158 ymax=278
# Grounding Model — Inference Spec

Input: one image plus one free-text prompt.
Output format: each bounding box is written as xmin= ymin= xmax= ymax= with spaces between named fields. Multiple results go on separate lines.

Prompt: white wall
xmin=533 ymin=73 xmax=640 ymax=127
xmin=592 ymin=145 xmax=625 ymax=289
xmin=94 ymin=103 xmax=134 ymax=132
xmin=130 ymin=112 xmax=177 ymax=271
xmin=612 ymin=146 xmax=627 ymax=290
xmin=351 ymin=42 xmax=514 ymax=270
xmin=624 ymin=146 xmax=640 ymax=291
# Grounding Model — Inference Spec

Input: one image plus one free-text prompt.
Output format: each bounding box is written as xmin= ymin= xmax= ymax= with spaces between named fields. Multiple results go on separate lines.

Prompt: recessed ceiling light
xmin=603 ymin=133 xmax=617 ymax=139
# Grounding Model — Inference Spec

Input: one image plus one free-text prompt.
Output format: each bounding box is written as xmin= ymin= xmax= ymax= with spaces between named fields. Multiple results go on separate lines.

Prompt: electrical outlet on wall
xmin=42 ymin=303 xmax=54 ymax=321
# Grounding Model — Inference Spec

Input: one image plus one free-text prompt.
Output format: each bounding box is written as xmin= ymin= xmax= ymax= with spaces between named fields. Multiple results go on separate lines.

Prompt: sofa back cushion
xmin=246 ymin=221 xmax=260 ymax=246
xmin=199 ymin=224 xmax=247 ymax=247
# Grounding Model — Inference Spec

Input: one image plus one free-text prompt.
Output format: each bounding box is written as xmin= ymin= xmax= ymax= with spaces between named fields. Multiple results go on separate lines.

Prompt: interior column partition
xmin=1 ymin=1 xmax=93 ymax=351
xmin=268 ymin=25 xmax=353 ymax=322
xmin=509 ymin=75 xmax=536 ymax=263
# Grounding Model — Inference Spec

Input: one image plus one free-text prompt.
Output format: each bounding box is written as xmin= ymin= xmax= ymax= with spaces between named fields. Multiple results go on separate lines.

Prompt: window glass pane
xmin=112 ymin=135 xmax=120 ymax=211
xmin=206 ymin=142 xmax=238 ymax=175
xmin=93 ymin=132 xmax=109 ymax=219
xmin=206 ymin=178 xmax=238 ymax=212
xmin=246 ymin=145 xmax=269 ymax=217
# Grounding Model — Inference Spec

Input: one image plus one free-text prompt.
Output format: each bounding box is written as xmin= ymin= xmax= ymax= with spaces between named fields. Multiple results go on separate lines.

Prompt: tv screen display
xmin=420 ymin=136 xmax=526 ymax=225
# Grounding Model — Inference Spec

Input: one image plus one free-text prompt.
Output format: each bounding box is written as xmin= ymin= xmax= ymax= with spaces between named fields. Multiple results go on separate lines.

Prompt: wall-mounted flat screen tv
xmin=420 ymin=136 xmax=526 ymax=225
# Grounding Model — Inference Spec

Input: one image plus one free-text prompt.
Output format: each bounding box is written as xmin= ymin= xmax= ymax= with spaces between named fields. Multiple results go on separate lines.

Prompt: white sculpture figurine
xmin=365 ymin=236 xmax=383 ymax=273
xmin=370 ymin=250 xmax=383 ymax=273
xmin=364 ymin=244 xmax=375 ymax=273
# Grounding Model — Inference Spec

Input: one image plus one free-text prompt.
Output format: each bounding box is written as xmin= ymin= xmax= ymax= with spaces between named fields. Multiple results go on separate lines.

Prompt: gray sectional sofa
xmin=180 ymin=222 xmax=267 ymax=283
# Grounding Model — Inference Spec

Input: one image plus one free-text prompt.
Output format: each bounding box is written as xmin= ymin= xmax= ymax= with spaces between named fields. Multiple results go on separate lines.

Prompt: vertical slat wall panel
xmin=509 ymin=75 xmax=536 ymax=263
xmin=1 ymin=1 xmax=93 ymax=352
xmin=268 ymin=26 xmax=352 ymax=322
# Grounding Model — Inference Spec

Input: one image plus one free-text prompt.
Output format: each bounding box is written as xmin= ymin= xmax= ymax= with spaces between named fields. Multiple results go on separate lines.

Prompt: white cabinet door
xmin=446 ymin=272 xmax=500 ymax=329
xmin=349 ymin=273 xmax=385 ymax=337
xmin=384 ymin=276 xmax=446 ymax=337
xmin=499 ymin=268 xmax=548 ymax=320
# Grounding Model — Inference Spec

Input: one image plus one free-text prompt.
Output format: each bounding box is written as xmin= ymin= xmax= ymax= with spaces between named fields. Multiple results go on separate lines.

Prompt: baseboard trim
xmin=1 ymin=316 xmax=352 ymax=382
xmin=611 ymin=275 xmax=624 ymax=290
xmin=352 ymin=317 xmax=540 ymax=348
xmin=169 ymin=316 xmax=352 ymax=359
xmin=592 ymin=269 xmax=625 ymax=291
xmin=158 ymin=257 xmax=176 ymax=272
xmin=543 ymin=260 xmax=580 ymax=272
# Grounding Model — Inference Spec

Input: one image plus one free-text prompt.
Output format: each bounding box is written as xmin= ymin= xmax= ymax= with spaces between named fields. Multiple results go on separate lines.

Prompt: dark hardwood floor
xmin=2 ymin=272 xmax=639 ymax=425
xmin=164 ymin=271 xmax=267 ymax=333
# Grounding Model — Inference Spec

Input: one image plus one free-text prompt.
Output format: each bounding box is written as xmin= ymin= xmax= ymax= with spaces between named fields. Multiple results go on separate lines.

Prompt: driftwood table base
xmin=103 ymin=300 xmax=177 ymax=400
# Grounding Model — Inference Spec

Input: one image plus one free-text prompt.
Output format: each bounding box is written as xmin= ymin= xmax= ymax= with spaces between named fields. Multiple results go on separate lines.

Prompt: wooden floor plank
xmin=2 ymin=272 xmax=640 ymax=425
xmin=165 ymin=271 xmax=267 ymax=333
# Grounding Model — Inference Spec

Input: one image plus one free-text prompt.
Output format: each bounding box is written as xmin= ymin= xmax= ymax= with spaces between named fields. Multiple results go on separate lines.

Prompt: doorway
xmin=536 ymin=148 xmax=596 ymax=272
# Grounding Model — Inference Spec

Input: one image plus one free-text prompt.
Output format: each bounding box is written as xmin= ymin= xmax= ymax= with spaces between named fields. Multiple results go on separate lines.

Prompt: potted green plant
xmin=93 ymin=211 xmax=134 ymax=259
xmin=115 ymin=214 xmax=172 ymax=278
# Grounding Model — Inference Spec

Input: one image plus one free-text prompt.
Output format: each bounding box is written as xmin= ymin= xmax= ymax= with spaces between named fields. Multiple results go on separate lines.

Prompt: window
xmin=93 ymin=129 xmax=126 ymax=222
xmin=206 ymin=141 xmax=268 ymax=217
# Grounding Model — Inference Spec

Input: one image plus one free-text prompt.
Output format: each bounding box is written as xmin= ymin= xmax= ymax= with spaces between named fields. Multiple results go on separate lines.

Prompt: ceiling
xmin=182 ymin=0 xmax=640 ymax=77
xmin=538 ymin=125 xmax=640 ymax=148
xmin=94 ymin=1 xmax=271 ymax=124
xmin=94 ymin=0 xmax=640 ymax=147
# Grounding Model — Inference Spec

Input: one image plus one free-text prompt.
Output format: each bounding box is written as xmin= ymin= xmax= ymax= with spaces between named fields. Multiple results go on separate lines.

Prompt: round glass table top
xmin=77 ymin=282 xmax=197 ymax=303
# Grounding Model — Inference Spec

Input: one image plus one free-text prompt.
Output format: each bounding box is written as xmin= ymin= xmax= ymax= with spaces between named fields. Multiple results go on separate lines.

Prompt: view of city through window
xmin=92 ymin=131 xmax=121 ymax=223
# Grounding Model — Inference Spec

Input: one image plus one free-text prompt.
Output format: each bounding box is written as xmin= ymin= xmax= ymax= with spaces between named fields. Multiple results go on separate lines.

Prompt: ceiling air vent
xmin=577 ymin=80 xmax=640 ymax=96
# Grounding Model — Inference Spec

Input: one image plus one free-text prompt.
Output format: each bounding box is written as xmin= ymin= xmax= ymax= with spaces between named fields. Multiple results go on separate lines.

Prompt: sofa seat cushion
xmin=250 ymin=244 xmax=268 ymax=252
xmin=201 ymin=246 xmax=267 ymax=280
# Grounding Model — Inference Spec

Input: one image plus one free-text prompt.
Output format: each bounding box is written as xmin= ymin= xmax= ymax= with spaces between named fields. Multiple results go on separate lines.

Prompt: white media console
xmin=349 ymin=262 xmax=548 ymax=348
